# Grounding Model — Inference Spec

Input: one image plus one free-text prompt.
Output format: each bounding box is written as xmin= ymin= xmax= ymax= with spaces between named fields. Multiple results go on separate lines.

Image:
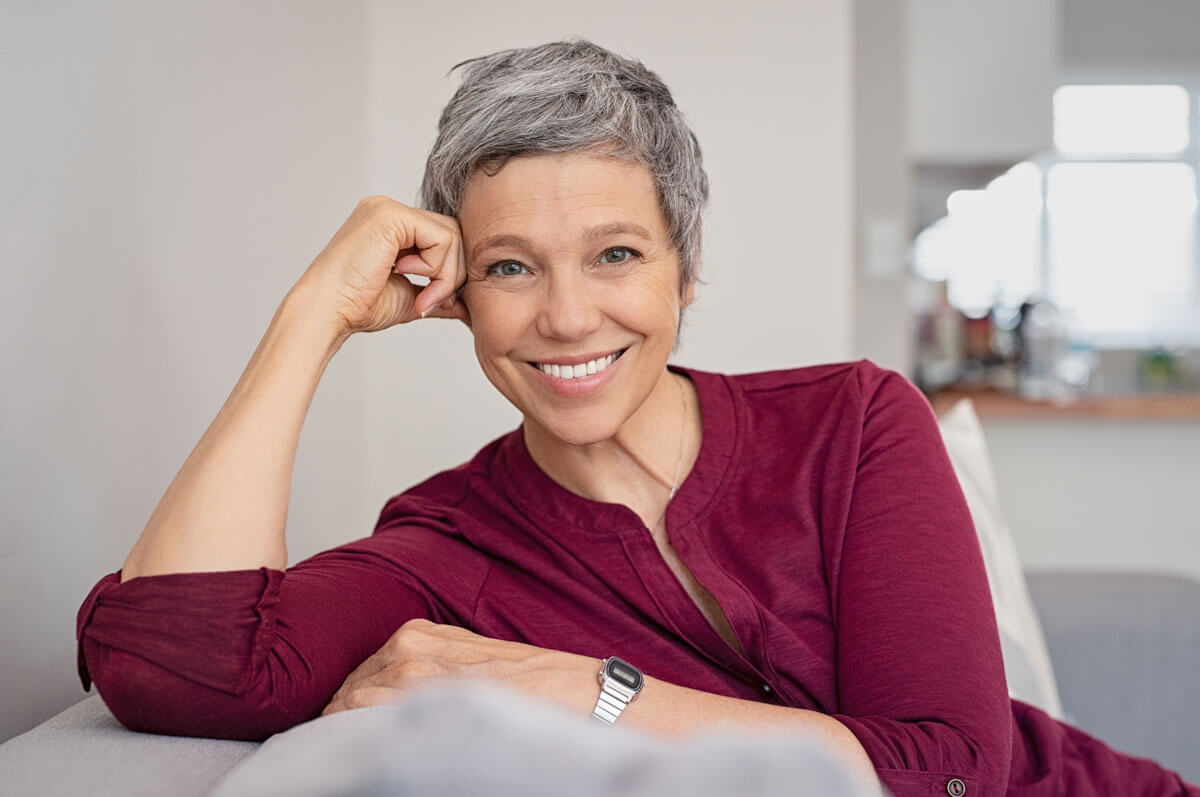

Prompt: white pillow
xmin=211 ymin=684 xmax=877 ymax=797
xmin=937 ymin=399 xmax=1065 ymax=719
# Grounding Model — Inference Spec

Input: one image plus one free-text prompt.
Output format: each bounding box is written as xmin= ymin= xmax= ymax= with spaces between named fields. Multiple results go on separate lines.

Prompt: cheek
xmin=465 ymin=289 xmax=530 ymax=357
xmin=600 ymin=277 xmax=681 ymax=337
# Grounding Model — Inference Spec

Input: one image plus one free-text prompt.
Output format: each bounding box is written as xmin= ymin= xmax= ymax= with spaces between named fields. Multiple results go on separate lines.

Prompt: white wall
xmin=908 ymin=0 xmax=1059 ymax=163
xmin=853 ymin=0 xmax=914 ymax=374
xmin=0 ymin=0 xmax=856 ymax=740
xmin=0 ymin=0 xmax=375 ymax=742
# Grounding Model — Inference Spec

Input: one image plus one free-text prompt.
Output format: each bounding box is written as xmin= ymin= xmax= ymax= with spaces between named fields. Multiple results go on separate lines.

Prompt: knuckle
xmin=403 ymin=617 xmax=435 ymax=632
xmin=415 ymin=209 xmax=457 ymax=238
xmin=389 ymin=618 xmax=430 ymax=650
xmin=396 ymin=658 xmax=432 ymax=680
xmin=344 ymin=689 xmax=371 ymax=710
xmin=428 ymin=209 xmax=460 ymax=228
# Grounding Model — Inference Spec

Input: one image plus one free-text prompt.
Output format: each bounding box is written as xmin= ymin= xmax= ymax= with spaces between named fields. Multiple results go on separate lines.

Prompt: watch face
xmin=607 ymin=657 xmax=643 ymax=691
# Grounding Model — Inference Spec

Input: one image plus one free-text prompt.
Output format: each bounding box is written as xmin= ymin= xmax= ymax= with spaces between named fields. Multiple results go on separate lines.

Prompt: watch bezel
xmin=603 ymin=656 xmax=644 ymax=693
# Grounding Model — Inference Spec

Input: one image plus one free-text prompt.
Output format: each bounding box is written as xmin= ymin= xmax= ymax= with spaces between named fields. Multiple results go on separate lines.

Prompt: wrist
xmin=535 ymin=653 xmax=604 ymax=718
xmin=282 ymin=279 xmax=353 ymax=357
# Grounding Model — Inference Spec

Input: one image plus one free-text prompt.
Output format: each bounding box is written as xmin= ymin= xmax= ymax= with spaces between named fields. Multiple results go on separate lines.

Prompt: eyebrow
xmin=469 ymin=222 xmax=654 ymax=262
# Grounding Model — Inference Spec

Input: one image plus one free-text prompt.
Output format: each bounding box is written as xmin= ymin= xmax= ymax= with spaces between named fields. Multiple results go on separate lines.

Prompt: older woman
xmin=77 ymin=41 xmax=1197 ymax=797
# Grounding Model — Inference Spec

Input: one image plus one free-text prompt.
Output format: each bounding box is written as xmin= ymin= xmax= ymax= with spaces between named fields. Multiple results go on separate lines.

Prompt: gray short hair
xmin=419 ymin=40 xmax=709 ymax=291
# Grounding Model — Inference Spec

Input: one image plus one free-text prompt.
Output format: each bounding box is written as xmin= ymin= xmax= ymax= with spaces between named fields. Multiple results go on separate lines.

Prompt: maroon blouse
xmin=76 ymin=361 xmax=1198 ymax=796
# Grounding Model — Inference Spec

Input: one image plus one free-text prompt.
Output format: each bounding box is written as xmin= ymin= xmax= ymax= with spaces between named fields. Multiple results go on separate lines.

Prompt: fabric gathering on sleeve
xmin=76 ymin=567 xmax=297 ymax=740
xmin=75 ymin=521 xmax=486 ymax=741
xmin=76 ymin=567 xmax=283 ymax=695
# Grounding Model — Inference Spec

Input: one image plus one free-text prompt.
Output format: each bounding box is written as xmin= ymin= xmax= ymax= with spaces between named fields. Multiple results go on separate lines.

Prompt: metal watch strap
xmin=590 ymin=656 xmax=643 ymax=726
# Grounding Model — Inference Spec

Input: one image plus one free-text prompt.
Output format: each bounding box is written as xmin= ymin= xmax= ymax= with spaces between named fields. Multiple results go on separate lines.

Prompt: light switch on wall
xmin=862 ymin=216 xmax=906 ymax=279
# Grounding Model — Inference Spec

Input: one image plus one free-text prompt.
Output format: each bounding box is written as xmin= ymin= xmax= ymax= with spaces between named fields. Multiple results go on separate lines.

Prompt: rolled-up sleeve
xmin=76 ymin=532 xmax=450 ymax=741
xmin=829 ymin=366 xmax=1012 ymax=796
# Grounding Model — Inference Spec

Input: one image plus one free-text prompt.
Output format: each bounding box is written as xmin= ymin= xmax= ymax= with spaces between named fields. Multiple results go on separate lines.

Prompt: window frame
xmin=1030 ymin=72 xmax=1200 ymax=348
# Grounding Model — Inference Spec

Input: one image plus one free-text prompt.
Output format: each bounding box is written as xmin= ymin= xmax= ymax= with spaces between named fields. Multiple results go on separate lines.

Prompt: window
xmin=914 ymin=83 xmax=1200 ymax=348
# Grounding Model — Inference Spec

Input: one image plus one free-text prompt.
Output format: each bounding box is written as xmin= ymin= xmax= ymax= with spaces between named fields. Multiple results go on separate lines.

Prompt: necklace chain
xmin=666 ymin=374 xmax=687 ymax=503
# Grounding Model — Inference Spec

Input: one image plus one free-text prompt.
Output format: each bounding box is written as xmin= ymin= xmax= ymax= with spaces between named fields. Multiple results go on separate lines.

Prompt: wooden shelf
xmin=929 ymin=389 xmax=1200 ymax=420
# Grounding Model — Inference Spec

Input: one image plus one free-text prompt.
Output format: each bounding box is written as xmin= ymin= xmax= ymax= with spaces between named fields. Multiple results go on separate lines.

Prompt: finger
xmin=416 ymin=260 xmax=467 ymax=319
xmin=411 ymin=219 xmax=465 ymax=317
xmin=420 ymin=292 xmax=470 ymax=323
xmin=392 ymin=250 xmax=433 ymax=276
xmin=339 ymin=651 xmax=397 ymax=691
xmin=321 ymin=685 xmax=404 ymax=716
xmin=410 ymin=238 xmax=455 ymax=314
xmin=362 ymin=271 xmax=420 ymax=329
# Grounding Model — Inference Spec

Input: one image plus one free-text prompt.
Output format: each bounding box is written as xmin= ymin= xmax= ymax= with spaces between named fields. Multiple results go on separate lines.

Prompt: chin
xmin=529 ymin=409 xmax=623 ymax=448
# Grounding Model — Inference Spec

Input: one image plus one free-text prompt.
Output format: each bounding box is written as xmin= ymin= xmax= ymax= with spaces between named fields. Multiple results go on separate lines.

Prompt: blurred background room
xmin=2 ymin=0 xmax=1197 ymax=749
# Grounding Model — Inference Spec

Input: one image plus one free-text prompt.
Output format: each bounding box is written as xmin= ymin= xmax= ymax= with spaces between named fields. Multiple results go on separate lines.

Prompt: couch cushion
xmin=937 ymin=399 xmax=1064 ymax=719
xmin=1026 ymin=570 xmax=1200 ymax=783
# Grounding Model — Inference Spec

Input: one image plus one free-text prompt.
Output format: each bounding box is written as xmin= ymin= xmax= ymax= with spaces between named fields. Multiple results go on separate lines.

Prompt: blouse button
xmin=760 ymin=683 xmax=773 ymax=698
xmin=946 ymin=778 xmax=966 ymax=796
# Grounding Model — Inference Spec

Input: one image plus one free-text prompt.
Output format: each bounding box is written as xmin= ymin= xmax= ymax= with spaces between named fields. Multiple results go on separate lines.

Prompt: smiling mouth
xmin=529 ymin=349 xmax=628 ymax=380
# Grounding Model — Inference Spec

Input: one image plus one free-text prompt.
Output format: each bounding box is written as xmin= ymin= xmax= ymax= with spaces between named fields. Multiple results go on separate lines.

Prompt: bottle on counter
xmin=1017 ymin=299 xmax=1070 ymax=401
xmin=915 ymin=280 xmax=965 ymax=393
xmin=1059 ymin=340 xmax=1098 ymax=396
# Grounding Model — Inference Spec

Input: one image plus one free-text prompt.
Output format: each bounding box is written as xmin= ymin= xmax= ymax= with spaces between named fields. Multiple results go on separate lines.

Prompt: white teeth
xmin=536 ymin=351 xmax=621 ymax=380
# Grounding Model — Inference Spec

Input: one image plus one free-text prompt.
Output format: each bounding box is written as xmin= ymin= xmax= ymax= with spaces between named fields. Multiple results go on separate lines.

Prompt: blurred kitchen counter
xmin=928 ymin=386 xmax=1200 ymax=584
xmin=929 ymin=388 xmax=1200 ymax=420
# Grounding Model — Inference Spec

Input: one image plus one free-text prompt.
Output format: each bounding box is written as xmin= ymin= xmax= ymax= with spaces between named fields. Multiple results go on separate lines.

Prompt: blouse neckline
xmin=497 ymin=365 xmax=740 ymax=539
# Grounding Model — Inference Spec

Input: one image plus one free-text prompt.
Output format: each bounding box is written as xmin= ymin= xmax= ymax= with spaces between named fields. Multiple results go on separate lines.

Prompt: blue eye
xmin=488 ymin=261 xmax=528 ymax=277
xmin=600 ymin=247 xmax=636 ymax=265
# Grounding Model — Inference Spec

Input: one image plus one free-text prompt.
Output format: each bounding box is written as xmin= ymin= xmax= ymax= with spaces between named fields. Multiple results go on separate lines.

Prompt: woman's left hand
xmin=320 ymin=619 xmax=600 ymax=717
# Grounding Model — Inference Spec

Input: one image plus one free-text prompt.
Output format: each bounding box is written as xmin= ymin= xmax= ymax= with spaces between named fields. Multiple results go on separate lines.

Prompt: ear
xmin=681 ymin=279 xmax=696 ymax=309
xmin=455 ymin=299 xmax=473 ymax=329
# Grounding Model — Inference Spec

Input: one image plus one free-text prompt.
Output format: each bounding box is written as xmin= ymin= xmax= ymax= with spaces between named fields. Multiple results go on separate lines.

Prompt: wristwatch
xmin=590 ymin=656 xmax=644 ymax=726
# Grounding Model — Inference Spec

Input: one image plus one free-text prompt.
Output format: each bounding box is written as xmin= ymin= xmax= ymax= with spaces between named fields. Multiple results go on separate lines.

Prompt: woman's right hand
xmin=297 ymin=196 xmax=468 ymax=337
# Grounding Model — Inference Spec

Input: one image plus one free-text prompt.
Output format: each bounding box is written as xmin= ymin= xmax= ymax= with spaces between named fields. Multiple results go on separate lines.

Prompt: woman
xmin=77 ymin=40 xmax=1197 ymax=796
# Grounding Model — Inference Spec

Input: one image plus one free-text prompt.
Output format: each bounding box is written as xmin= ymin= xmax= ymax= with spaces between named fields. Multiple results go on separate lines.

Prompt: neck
xmin=523 ymin=369 xmax=701 ymax=529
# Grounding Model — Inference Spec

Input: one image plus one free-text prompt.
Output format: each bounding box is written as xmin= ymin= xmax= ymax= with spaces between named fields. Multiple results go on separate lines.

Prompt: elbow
xmin=85 ymin=642 xmax=308 ymax=741
xmin=76 ymin=567 xmax=306 ymax=740
xmin=838 ymin=715 xmax=1012 ymax=797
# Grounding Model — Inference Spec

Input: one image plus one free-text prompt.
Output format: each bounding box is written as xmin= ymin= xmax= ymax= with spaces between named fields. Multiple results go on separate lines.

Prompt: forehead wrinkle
xmin=461 ymin=154 xmax=665 ymax=261
xmin=468 ymin=208 xmax=657 ymax=263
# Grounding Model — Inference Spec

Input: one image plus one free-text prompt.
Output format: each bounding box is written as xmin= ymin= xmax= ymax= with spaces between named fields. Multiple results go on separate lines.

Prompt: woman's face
xmin=458 ymin=152 xmax=691 ymax=447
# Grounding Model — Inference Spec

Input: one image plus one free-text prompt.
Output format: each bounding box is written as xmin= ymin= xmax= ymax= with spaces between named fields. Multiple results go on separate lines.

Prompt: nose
xmin=536 ymin=270 xmax=603 ymax=342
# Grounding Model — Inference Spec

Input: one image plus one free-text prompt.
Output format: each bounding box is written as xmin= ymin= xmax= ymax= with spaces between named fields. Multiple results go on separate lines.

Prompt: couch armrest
xmin=1025 ymin=570 xmax=1200 ymax=783
xmin=0 ymin=695 xmax=258 ymax=797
